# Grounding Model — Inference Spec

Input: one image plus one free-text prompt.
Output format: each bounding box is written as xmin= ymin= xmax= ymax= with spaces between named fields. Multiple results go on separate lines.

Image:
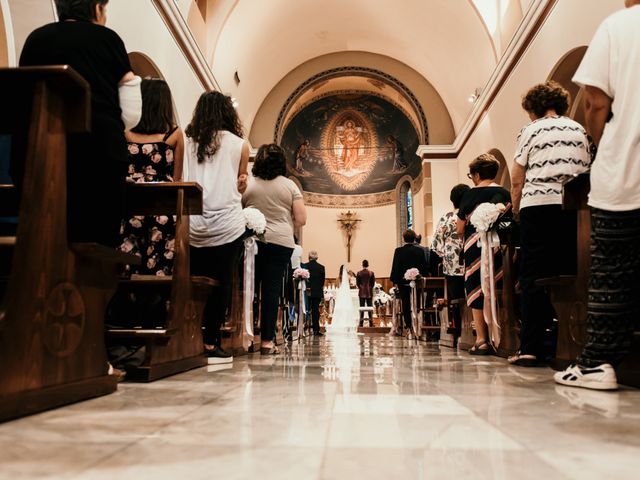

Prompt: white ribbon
xmin=297 ymin=279 xmax=306 ymax=338
xmin=478 ymin=230 xmax=501 ymax=347
xmin=410 ymin=280 xmax=418 ymax=337
xmin=242 ymin=237 xmax=258 ymax=350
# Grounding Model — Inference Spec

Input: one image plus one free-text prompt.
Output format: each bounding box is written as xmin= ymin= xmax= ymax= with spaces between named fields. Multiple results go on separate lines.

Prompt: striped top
xmin=514 ymin=116 xmax=590 ymax=210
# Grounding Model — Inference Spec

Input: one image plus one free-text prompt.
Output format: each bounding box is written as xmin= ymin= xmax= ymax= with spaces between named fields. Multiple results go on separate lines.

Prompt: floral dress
xmin=119 ymin=128 xmax=178 ymax=276
xmin=431 ymin=211 xmax=465 ymax=277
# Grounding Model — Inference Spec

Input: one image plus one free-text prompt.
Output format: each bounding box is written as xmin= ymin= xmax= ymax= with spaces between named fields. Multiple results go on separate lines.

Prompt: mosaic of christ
xmin=282 ymin=93 xmax=421 ymax=195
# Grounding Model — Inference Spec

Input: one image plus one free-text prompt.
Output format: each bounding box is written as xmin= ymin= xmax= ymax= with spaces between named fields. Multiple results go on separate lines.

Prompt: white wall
xmin=452 ymin=0 xmax=621 ymax=186
xmin=302 ymin=204 xmax=397 ymax=281
xmin=107 ymin=0 xmax=204 ymax=128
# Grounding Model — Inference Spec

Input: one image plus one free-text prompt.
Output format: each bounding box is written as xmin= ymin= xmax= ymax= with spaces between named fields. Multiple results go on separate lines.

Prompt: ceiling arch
xmin=210 ymin=0 xmax=502 ymax=135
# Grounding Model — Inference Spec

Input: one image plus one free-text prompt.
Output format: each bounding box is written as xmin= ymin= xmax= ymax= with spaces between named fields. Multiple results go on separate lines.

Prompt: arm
xmin=173 ymin=128 xmax=184 ymax=181
xmin=510 ymin=162 xmax=526 ymax=215
xmin=584 ymin=85 xmax=612 ymax=147
xmin=456 ymin=218 xmax=466 ymax=238
xmin=119 ymin=71 xmax=136 ymax=86
xmin=292 ymin=198 xmax=307 ymax=228
xmin=237 ymin=142 xmax=250 ymax=194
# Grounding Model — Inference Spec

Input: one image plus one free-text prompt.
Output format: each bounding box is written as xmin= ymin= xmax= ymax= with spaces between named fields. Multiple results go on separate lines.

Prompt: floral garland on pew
xmin=404 ymin=268 xmax=423 ymax=336
xmin=242 ymin=207 xmax=266 ymax=350
xmin=469 ymin=202 xmax=506 ymax=347
xmin=292 ymin=267 xmax=310 ymax=337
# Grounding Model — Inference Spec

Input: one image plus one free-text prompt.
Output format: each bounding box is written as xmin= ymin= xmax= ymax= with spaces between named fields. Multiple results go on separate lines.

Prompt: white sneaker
xmin=553 ymin=363 xmax=618 ymax=391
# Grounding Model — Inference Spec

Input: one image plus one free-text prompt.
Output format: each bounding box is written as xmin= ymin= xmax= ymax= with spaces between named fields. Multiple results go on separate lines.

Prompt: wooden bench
xmin=0 ymin=66 xmax=140 ymax=422
xmin=106 ymin=182 xmax=219 ymax=382
xmin=540 ymin=174 xmax=640 ymax=387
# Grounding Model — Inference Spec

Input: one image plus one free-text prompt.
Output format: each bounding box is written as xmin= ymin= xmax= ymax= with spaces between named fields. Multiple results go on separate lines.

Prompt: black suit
xmin=306 ymin=259 xmax=325 ymax=333
xmin=390 ymin=243 xmax=430 ymax=329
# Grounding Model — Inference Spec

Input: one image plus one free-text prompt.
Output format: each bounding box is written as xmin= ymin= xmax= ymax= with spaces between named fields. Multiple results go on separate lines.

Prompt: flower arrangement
xmin=403 ymin=268 xmax=421 ymax=281
xmin=293 ymin=268 xmax=310 ymax=279
xmin=469 ymin=202 xmax=506 ymax=232
xmin=373 ymin=291 xmax=391 ymax=307
xmin=243 ymin=207 xmax=266 ymax=241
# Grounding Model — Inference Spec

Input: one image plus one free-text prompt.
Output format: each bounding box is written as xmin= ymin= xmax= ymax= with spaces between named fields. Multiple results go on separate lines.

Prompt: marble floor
xmin=1 ymin=335 xmax=639 ymax=479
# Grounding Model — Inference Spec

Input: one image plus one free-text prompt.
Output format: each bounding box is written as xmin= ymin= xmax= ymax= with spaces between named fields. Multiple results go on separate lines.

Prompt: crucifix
xmin=337 ymin=210 xmax=362 ymax=262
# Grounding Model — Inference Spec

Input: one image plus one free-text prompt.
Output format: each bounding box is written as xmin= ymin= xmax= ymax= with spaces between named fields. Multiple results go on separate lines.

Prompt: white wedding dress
xmin=327 ymin=265 xmax=357 ymax=335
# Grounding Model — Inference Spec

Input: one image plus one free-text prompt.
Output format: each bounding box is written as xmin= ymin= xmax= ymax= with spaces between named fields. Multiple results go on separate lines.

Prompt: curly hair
xmin=252 ymin=144 xmax=288 ymax=180
xmin=522 ymin=81 xmax=571 ymax=118
xmin=450 ymin=183 xmax=471 ymax=209
xmin=185 ymin=91 xmax=244 ymax=163
xmin=469 ymin=153 xmax=500 ymax=181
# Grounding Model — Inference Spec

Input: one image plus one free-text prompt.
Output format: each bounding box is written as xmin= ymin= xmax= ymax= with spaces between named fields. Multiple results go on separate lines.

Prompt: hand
xmin=237 ymin=174 xmax=248 ymax=193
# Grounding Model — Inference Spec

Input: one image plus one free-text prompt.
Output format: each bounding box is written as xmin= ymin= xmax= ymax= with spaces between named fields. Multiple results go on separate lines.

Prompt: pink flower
xmin=293 ymin=268 xmax=310 ymax=279
xmin=141 ymin=144 xmax=154 ymax=155
xmin=403 ymin=268 xmax=421 ymax=281
xmin=155 ymin=215 xmax=169 ymax=225
xmin=151 ymin=153 xmax=162 ymax=164
xmin=128 ymin=144 xmax=139 ymax=155
xmin=166 ymin=149 xmax=174 ymax=163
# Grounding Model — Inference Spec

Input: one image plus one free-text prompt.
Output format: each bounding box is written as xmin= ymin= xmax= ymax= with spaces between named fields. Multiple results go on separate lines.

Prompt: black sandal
xmin=469 ymin=341 xmax=493 ymax=356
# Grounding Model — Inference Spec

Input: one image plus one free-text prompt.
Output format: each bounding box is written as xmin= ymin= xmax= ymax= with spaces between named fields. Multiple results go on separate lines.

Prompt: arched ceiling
xmin=207 ymin=0 xmax=529 ymax=139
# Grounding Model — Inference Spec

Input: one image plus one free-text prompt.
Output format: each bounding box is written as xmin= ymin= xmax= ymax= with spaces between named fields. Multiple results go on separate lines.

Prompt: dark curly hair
xmin=55 ymin=0 xmax=108 ymax=21
xmin=252 ymin=144 xmax=287 ymax=180
xmin=450 ymin=183 xmax=471 ymax=209
xmin=469 ymin=153 xmax=500 ymax=181
xmin=130 ymin=79 xmax=175 ymax=135
xmin=185 ymin=91 xmax=244 ymax=163
xmin=522 ymin=81 xmax=570 ymax=118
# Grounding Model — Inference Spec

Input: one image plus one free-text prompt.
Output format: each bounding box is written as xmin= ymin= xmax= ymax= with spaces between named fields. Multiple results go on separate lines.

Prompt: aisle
xmin=0 ymin=336 xmax=638 ymax=480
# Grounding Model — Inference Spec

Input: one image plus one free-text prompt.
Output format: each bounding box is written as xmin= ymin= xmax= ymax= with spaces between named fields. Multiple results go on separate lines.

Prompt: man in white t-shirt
xmin=554 ymin=0 xmax=640 ymax=391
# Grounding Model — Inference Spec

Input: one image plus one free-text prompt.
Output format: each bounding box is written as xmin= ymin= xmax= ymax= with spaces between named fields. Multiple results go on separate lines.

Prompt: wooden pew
xmin=107 ymin=182 xmax=219 ymax=382
xmin=416 ymin=277 xmax=444 ymax=342
xmin=541 ymin=175 xmax=640 ymax=387
xmin=537 ymin=175 xmax=589 ymax=368
xmin=0 ymin=66 xmax=139 ymax=422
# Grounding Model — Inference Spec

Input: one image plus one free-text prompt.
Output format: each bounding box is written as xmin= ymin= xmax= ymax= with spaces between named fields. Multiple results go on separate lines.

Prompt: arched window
xmin=396 ymin=176 xmax=414 ymax=245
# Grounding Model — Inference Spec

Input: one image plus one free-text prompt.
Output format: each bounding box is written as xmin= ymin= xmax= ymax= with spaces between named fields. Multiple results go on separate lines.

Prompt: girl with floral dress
xmin=119 ymin=78 xmax=184 ymax=276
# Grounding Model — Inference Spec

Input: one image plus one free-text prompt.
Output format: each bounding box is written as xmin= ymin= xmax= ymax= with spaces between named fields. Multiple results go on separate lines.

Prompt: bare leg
xmin=472 ymin=308 xmax=489 ymax=349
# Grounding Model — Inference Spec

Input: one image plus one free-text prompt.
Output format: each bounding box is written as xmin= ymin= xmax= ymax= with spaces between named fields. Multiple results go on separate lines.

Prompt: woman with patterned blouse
xmin=431 ymin=184 xmax=470 ymax=334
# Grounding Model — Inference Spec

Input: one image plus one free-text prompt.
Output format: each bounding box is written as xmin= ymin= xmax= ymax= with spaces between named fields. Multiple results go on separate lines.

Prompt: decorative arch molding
xmin=547 ymin=46 xmax=588 ymax=126
xmin=129 ymin=51 xmax=165 ymax=79
xmin=274 ymin=66 xmax=430 ymax=145
xmin=488 ymin=148 xmax=511 ymax=190
xmin=0 ymin=0 xmax=16 ymax=67
xmin=395 ymin=175 xmax=414 ymax=246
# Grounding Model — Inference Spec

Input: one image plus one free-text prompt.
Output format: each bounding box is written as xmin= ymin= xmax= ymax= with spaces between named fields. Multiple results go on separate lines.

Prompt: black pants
xmin=190 ymin=236 xmax=243 ymax=346
xmin=255 ymin=242 xmax=294 ymax=343
xmin=518 ymin=205 xmax=570 ymax=358
xmin=578 ymin=208 xmax=640 ymax=368
xmin=359 ymin=297 xmax=372 ymax=323
xmin=309 ymin=297 xmax=322 ymax=333
xmin=398 ymin=285 xmax=412 ymax=329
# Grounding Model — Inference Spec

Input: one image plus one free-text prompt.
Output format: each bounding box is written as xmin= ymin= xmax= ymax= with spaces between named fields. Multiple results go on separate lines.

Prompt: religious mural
xmin=281 ymin=94 xmax=421 ymax=195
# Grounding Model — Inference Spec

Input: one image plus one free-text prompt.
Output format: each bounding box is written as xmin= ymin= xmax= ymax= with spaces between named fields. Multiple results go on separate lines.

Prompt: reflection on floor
xmin=1 ymin=335 xmax=639 ymax=480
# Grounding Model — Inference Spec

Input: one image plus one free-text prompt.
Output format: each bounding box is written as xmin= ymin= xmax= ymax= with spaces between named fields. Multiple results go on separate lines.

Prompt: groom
xmin=306 ymin=251 xmax=325 ymax=336
xmin=356 ymin=260 xmax=375 ymax=327
xmin=390 ymin=229 xmax=430 ymax=333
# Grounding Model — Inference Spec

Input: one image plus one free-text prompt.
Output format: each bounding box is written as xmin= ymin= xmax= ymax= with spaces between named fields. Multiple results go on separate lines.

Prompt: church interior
xmin=0 ymin=0 xmax=639 ymax=478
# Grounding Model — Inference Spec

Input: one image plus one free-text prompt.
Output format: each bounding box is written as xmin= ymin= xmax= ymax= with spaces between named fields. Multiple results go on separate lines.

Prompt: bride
xmin=327 ymin=265 xmax=358 ymax=334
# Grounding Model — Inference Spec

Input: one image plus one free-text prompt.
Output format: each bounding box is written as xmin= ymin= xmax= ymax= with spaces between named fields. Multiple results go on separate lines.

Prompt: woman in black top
xmin=18 ymin=0 xmax=138 ymax=247
xmin=457 ymin=154 xmax=511 ymax=355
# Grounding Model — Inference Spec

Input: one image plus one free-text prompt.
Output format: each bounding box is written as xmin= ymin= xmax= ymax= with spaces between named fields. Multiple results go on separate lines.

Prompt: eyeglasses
xmin=467 ymin=173 xmax=474 ymax=179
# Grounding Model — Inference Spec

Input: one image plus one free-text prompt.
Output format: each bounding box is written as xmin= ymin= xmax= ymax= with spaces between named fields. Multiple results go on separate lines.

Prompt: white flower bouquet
xmin=293 ymin=268 xmax=310 ymax=280
xmin=243 ymin=207 xmax=266 ymax=241
xmin=469 ymin=202 xmax=506 ymax=232
xmin=403 ymin=268 xmax=421 ymax=281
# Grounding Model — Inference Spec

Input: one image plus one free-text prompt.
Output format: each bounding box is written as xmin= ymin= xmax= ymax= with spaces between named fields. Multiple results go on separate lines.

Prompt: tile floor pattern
xmin=1 ymin=335 xmax=639 ymax=479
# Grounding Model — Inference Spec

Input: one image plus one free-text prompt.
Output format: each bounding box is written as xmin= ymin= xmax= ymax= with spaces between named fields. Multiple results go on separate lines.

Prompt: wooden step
xmin=121 ymin=274 xmax=219 ymax=288
xmin=71 ymin=242 xmax=141 ymax=265
xmin=0 ymin=236 xmax=15 ymax=247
